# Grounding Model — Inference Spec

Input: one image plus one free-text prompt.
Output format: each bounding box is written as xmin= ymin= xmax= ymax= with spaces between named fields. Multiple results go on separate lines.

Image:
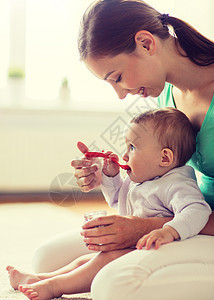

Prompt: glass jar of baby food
xmin=84 ymin=210 xmax=107 ymax=222
xmin=83 ymin=210 xmax=107 ymax=246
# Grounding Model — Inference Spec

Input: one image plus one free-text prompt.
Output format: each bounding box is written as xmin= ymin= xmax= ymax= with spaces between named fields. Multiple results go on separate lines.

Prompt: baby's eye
xmin=116 ymin=74 xmax=122 ymax=83
xmin=130 ymin=144 xmax=135 ymax=151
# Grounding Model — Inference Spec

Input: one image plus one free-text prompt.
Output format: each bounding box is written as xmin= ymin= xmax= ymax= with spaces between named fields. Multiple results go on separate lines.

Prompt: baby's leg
xmin=19 ymin=248 xmax=133 ymax=300
xmin=7 ymin=253 xmax=95 ymax=290
xmin=6 ymin=266 xmax=41 ymax=290
xmin=7 ymin=228 xmax=95 ymax=290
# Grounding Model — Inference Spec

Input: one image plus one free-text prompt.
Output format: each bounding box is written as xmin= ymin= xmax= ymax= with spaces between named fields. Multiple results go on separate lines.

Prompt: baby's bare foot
xmin=19 ymin=279 xmax=62 ymax=300
xmin=6 ymin=266 xmax=41 ymax=290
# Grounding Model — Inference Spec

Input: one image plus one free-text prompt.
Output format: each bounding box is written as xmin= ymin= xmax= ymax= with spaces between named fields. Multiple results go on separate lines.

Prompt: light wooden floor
xmin=65 ymin=192 xmax=116 ymax=215
xmin=0 ymin=190 xmax=116 ymax=216
xmin=70 ymin=199 xmax=115 ymax=215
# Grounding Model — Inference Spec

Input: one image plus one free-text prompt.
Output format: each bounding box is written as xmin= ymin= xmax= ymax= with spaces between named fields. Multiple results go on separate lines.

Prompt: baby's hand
xmin=136 ymin=226 xmax=179 ymax=250
xmin=102 ymin=151 xmax=120 ymax=177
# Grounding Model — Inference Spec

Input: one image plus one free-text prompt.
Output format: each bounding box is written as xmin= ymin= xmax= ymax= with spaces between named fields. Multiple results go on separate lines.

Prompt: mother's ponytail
xmin=166 ymin=16 xmax=214 ymax=66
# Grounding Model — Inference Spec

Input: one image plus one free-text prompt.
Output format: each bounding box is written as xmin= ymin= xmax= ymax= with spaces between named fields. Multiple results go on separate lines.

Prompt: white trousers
xmin=32 ymin=228 xmax=93 ymax=273
xmin=33 ymin=231 xmax=214 ymax=300
xmin=91 ymin=235 xmax=214 ymax=300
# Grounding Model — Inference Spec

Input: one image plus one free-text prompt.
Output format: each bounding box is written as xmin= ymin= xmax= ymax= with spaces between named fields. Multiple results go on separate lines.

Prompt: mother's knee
xmin=32 ymin=228 xmax=89 ymax=273
xmin=32 ymin=243 xmax=54 ymax=273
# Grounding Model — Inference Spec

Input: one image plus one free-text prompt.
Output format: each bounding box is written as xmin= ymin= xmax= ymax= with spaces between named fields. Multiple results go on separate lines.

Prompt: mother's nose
xmin=112 ymin=85 xmax=129 ymax=99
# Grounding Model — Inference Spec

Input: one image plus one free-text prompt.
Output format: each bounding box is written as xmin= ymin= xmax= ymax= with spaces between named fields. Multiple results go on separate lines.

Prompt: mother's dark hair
xmin=78 ymin=0 xmax=214 ymax=66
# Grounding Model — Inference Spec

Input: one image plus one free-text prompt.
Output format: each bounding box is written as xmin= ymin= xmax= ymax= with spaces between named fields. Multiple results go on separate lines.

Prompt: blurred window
xmin=0 ymin=0 xmax=213 ymax=110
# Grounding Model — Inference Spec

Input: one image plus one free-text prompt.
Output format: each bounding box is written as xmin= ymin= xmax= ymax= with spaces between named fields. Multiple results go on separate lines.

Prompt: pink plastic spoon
xmin=85 ymin=151 xmax=131 ymax=171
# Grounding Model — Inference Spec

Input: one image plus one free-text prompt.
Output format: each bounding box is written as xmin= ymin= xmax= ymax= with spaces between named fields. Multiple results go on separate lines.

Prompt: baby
xmin=7 ymin=108 xmax=211 ymax=300
xmin=101 ymin=108 xmax=211 ymax=249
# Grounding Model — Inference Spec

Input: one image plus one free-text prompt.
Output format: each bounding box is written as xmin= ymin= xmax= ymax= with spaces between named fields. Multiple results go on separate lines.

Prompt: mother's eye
xmin=116 ymin=74 xmax=122 ymax=83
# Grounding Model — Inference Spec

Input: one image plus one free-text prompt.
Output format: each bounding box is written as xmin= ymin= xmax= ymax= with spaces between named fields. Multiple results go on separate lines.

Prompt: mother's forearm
xmin=200 ymin=212 xmax=214 ymax=236
xmin=130 ymin=216 xmax=173 ymax=238
xmin=135 ymin=212 xmax=214 ymax=237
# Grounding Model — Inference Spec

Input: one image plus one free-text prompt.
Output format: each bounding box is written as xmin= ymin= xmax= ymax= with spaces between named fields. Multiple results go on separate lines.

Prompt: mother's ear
xmin=134 ymin=30 xmax=156 ymax=55
xmin=160 ymin=148 xmax=174 ymax=167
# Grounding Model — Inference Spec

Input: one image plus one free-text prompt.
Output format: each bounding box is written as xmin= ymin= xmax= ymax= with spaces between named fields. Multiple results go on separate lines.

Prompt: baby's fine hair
xmin=131 ymin=108 xmax=196 ymax=167
xmin=78 ymin=0 xmax=214 ymax=66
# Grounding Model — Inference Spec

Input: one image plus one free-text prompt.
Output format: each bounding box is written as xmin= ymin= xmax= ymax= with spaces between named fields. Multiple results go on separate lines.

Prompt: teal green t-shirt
xmin=158 ymin=83 xmax=214 ymax=210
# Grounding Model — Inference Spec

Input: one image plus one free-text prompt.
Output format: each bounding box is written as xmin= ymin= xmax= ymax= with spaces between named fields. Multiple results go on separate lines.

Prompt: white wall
xmin=0 ymin=109 xmax=118 ymax=192
xmin=0 ymin=96 xmax=158 ymax=192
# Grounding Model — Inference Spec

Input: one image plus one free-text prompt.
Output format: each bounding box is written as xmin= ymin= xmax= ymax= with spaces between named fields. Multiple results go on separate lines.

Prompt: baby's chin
xmin=128 ymin=171 xmax=155 ymax=183
xmin=128 ymin=172 xmax=143 ymax=184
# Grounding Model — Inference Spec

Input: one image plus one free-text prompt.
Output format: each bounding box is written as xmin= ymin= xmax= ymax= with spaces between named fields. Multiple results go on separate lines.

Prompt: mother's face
xmin=84 ymin=34 xmax=167 ymax=100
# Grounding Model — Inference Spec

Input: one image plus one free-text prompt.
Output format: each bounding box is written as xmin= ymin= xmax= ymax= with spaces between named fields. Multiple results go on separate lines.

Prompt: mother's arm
xmin=200 ymin=212 xmax=214 ymax=235
xmin=81 ymin=212 xmax=214 ymax=251
xmin=81 ymin=215 xmax=173 ymax=251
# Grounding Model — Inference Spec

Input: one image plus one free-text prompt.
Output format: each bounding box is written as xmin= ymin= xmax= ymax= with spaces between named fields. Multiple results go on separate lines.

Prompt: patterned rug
xmin=0 ymin=202 xmax=91 ymax=300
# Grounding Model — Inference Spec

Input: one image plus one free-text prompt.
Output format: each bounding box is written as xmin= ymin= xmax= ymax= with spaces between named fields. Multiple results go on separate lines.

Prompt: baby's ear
xmin=160 ymin=148 xmax=174 ymax=167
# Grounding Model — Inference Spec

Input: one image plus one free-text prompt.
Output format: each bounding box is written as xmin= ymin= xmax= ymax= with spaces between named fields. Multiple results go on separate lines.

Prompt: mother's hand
xmin=71 ymin=141 xmax=102 ymax=192
xmin=81 ymin=215 xmax=153 ymax=251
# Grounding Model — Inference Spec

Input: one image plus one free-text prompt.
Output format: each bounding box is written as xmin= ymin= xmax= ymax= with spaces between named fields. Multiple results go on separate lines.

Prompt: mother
xmin=37 ymin=0 xmax=214 ymax=298
xmin=73 ymin=0 xmax=214 ymax=298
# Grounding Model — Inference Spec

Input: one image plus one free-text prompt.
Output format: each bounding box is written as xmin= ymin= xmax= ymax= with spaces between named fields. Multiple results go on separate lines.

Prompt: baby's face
xmin=122 ymin=122 xmax=163 ymax=183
